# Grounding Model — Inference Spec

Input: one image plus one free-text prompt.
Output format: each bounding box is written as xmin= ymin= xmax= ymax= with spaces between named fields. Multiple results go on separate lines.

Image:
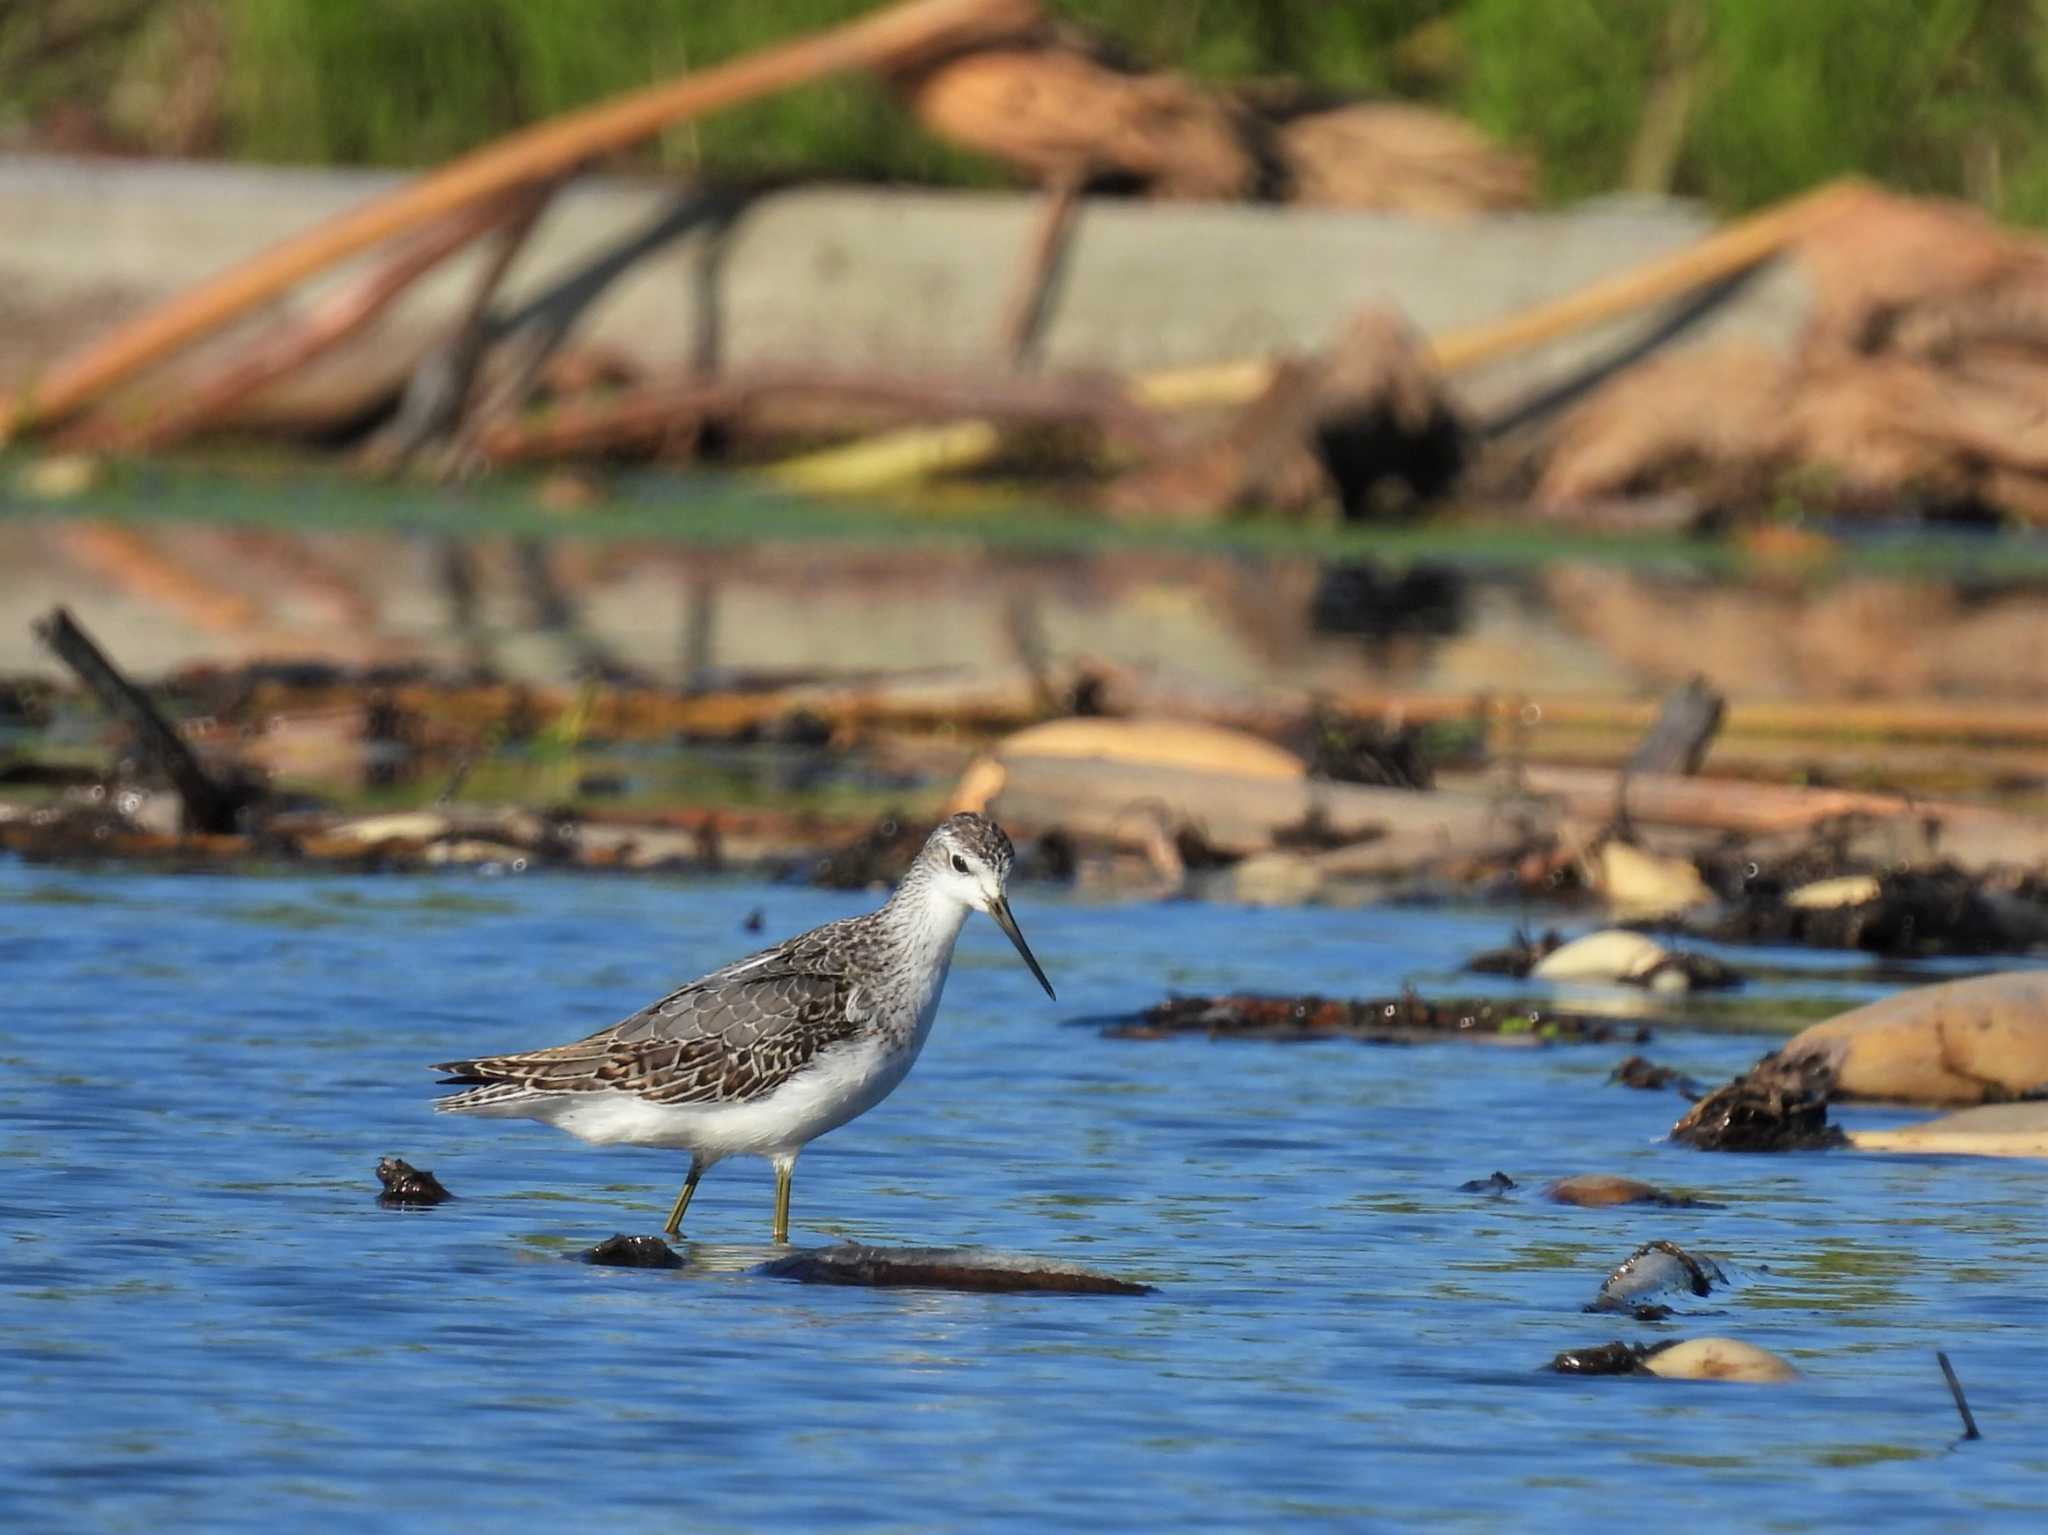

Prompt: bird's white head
xmin=926 ymin=812 xmax=1013 ymax=913
xmin=919 ymin=813 xmax=1055 ymax=999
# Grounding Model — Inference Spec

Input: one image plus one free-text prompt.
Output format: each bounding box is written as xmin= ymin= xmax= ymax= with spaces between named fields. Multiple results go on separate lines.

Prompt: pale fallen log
xmin=0 ymin=0 xmax=1041 ymax=441
xmin=762 ymin=178 xmax=1868 ymax=494
xmin=1849 ymin=1102 xmax=2048 ymax=1159
xmin=986 ymin=752 xmax=1548 ymax=861
xmin=1494 ymin=763 xmax=2048 ymax=870
xmin=482 ymin=365 xmax=1153 ymax=464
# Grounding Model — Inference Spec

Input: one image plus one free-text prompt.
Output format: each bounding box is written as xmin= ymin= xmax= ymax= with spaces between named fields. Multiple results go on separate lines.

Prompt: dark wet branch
xmin=32 ymin=605 xmax=261 ymax=835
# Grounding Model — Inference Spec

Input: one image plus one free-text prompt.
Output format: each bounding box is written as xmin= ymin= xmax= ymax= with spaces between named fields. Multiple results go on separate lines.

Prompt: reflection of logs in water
xmin=1309 ymin=560 xmax=1466 ymax=654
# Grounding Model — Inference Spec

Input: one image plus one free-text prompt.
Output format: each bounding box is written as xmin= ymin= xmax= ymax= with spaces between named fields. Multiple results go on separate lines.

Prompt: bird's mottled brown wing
xmin=434 ymin=963 xmax=867 ymax=1107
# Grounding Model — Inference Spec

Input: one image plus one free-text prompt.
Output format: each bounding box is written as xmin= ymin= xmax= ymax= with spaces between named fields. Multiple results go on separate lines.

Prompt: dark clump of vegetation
xmin=5 ymin=2 xmax=2048 ymax=221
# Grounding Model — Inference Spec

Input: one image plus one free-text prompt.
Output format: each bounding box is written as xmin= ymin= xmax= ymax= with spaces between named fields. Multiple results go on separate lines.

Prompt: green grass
xmin=13 ymin=2 xmax=2048 ymax=221
xmin=11 ymin=451 xmax=2048 ymax=582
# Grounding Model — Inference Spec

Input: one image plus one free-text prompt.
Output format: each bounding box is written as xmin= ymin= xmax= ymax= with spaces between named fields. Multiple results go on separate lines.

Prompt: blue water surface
xmin=0 ymin=859 xmax=2043 ymax=1531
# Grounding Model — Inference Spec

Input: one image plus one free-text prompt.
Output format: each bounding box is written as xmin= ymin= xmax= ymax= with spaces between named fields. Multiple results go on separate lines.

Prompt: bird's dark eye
xmin=950 ymin=854 xmax=969 ymax=874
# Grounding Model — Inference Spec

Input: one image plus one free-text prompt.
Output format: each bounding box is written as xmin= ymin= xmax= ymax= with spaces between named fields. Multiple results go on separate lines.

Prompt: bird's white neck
xmin=879 ymin=861 xmax=975 ymax=960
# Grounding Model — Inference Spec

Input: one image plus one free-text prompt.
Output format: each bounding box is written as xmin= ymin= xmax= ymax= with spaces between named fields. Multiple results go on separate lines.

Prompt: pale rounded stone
xmin=1599 ymin=841 xmax=1714 ymax=919
xmin=1785 ymin=873 xmax=1882 ymax=909
xmin=1642 ymin=1338 xmax=1799 ymax=1383
xmin=1230 ymin=850 xmax=1326 ymax=907
xmin=423 ymin=839 xmax=530 ymax=868
xmin=336 ymin=811 xmax=452 ymax=843
xmin=1532 ymin=929 xmax=1670 ymax=983
xmin=16 ymin=454 xmax=101 ymax=500
xmin=1780 ymin=970 xmax=2048 ymax=1105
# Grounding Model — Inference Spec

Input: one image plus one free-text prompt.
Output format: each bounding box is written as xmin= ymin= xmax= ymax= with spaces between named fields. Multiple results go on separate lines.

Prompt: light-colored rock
xmin=1533 ymin=929 xmax=1670 ymax=983
xmin=1642 ymin=1338 xmax=1799 ymax=1383
xmin=1229 ymin=850 xmax=1326 ymax=907
xmin=423 ymin=839 xmax=530 ymax=868
xmin=335 ymin=811 xmax=452 ymax=844
xmin=1785 ymin=873 xmax=1882 ymax=909
xmin=1848 ymin=1101 xmax=2048 ymax=1158
xmin=1599 ymin=840 xmax=1714 ymax=920
xmin=1779 ymin=970 xmax=2048 ymax=1105
xmin=994 ymin=718 xmax=1306 ymax=780
xmin=15 ymin=454 xmax=101 ymax=500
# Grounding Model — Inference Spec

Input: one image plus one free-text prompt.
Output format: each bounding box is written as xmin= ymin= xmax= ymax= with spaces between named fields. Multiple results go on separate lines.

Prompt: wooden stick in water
xmin=32 ymin=606 xmax=259 ymax=835
xmin=1937 ymin=1351 xmax=1982 ymax=1442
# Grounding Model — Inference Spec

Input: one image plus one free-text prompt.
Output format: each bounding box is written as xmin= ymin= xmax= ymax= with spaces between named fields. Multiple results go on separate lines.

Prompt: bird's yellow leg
xmin=771 ymin=1155 xmax=797 ymax=1244
xmin=663 ymin=1160 xmax=704 ymax=1236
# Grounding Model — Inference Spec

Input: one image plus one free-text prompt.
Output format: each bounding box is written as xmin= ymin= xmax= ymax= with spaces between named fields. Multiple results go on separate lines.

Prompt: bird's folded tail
xmin=432 ymin=1060 xmax=545 ymax=1115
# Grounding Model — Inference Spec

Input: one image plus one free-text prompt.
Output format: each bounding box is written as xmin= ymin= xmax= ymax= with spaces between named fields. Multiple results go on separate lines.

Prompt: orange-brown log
xmin=0 ymin=0 xmax=1041 ymax=441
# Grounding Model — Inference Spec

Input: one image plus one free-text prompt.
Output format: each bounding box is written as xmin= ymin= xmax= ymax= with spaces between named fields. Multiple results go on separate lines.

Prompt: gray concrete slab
xmin=1 ymin=154 xmax=1810 ymax=421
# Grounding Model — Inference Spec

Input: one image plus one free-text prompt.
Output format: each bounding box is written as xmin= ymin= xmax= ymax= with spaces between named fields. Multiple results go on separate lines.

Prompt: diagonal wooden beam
xmin=0 ymin=0 xmax=1041 ymax=442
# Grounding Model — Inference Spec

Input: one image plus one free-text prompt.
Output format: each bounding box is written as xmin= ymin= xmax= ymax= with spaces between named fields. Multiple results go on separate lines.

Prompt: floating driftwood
xmin=758 ymin=1242 xmax=1153 ymax=1295
xmin=1101 ymin=993 xmax=1650 ymax=1046
xmin=1670 ymin=1052 xmax=1844 ymax=1152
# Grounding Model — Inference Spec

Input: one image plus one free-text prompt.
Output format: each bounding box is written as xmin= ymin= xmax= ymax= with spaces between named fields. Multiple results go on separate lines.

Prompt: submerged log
xmin=1104 ymin=993 xmax=1648 ymax=1045
xmin=759 ymin=1243 xmax=1153 ymax=1295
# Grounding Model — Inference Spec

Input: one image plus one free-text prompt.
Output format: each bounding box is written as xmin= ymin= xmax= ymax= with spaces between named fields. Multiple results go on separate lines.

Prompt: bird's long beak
xmin=987 ymin=894 xmax=1056 ymax=1000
